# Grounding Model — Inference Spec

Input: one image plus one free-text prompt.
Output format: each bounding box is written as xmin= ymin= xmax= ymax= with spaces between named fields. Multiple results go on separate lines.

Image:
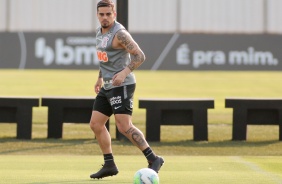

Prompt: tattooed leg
xmin=125 ymin=126 xmax=148 ymax=149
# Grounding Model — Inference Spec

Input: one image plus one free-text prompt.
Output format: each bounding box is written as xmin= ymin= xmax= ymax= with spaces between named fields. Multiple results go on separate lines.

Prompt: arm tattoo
xmin=98 ymin=70 xmax=102 ymax=78
xmin=128 ymin=53 xmax=145 ymax=71
xmin=117 ymin=32 xmax=131 ymax=46
xmin=116 ymin=30 xmax=145 ymax=72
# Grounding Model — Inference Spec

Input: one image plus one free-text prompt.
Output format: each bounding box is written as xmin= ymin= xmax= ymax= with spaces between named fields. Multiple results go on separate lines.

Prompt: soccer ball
xmin=133 ymin=168 xmax=159 ymax=184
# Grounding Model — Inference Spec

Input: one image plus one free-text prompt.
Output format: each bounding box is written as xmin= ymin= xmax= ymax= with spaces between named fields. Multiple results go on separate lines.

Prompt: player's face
xmin=97 ymin=7 xmax=116 ymax=29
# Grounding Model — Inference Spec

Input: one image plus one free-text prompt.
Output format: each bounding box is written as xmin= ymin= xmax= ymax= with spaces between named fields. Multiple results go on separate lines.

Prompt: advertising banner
xmin=0 ymin=32 xmax=99 ymax=69
xmin=0 ymin=32 xmax=281 ymax=70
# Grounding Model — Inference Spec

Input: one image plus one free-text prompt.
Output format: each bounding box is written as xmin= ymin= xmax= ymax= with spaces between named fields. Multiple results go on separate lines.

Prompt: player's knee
xmin=89 ymin=121 xmax=94 ymax=131
xmin=89 ymin=120 xmax=99 ymax=132
xmin=114 ymin=123 xmax=125 ymax=135
xmin=116 ymin=122 xmax=133 ymax=135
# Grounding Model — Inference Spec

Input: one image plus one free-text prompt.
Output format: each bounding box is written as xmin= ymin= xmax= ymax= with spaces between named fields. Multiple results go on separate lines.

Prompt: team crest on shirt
xmin=101 ymin=36 xmax=109 ymax=48
xmin=97 ymin=35 xmax=110 ymax=62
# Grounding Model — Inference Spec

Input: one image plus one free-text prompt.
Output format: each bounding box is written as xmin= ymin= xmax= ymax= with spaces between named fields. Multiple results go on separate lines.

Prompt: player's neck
xmin=101 ymin=21 xmax=115 ymax=34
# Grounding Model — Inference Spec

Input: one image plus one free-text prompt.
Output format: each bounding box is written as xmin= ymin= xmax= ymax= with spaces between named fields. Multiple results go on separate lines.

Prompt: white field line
xmin=232 ymin=156 xmax=282 ymax=184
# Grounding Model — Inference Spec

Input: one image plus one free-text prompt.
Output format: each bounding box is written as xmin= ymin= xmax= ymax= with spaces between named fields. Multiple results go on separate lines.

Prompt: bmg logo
xmin=35 ymin=37 xmax=99 ymax=66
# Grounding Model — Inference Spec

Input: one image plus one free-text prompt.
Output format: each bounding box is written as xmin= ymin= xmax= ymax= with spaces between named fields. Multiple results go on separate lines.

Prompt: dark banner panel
xmin=0 ymin=32 xmax=281 ymax=70
xmin=0 ymin=32 xmax=99 ymax=69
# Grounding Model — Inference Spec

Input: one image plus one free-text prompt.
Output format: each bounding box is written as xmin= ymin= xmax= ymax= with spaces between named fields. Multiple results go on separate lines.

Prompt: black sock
xmin=142 ymin=147 xmax=157 ymax=162
xmin=103 ymin=153 xmax=115 ymax=166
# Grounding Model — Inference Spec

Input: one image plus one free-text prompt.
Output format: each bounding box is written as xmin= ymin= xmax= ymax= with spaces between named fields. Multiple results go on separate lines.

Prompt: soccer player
xmin=89 ymin=0 xmax=164 ymax=179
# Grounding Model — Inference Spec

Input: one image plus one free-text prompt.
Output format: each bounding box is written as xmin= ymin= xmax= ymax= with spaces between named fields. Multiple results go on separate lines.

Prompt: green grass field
xmin=0 ymin=155 xmax=282 ymax=184
xmin=0 ymin=70 xmax=282 ymax=183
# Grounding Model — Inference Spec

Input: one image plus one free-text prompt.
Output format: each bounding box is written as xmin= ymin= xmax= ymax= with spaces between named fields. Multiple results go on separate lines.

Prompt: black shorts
xmin=93 ymin=84 xmax=135 ymax=117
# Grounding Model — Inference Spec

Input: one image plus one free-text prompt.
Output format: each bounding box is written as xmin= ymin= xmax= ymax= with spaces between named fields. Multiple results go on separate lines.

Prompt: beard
xmin=101 ymin=24 xmax=109 ymax=28
xmin=101 ymin=21 xmax=110 ymax=28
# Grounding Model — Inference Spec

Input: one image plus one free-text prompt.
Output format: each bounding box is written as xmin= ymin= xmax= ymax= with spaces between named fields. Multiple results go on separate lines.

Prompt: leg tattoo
xmin=132 ymin=132 xmax=145 ymax=147
xmin=125 ymin=127 xmax=146 ymax=147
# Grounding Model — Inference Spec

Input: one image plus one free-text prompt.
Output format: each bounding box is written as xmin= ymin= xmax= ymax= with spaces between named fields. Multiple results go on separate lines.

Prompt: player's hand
xmin=112 ymin=70 xmax=126 ymax=86
xmin=112 ymin=67 xmax=132 ymax=86
xmin=94 ymin=78 xmax=103 ymax=94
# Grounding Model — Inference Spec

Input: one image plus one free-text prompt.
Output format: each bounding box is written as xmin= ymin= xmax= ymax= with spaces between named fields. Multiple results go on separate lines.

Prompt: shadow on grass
xmin=29 ymin=179 xmax=124 ymax=184
xmin=0 ymin=137 xmax=95 ymax=154
xmin=0 ymin=137 xmax=281 ymax=155
xmin=148 ymin=139 xmax=280 ymax=148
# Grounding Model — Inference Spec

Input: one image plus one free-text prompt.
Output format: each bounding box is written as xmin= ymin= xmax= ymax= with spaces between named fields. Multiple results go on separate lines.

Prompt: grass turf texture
xmin=0 ymin=70 xmax=282 ymax=183
xmin=0 ymin=155 xmax=282 ymax=184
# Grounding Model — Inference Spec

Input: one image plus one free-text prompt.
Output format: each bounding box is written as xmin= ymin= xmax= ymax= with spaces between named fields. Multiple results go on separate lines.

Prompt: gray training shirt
xmin=96 ymin=21 xmax=136 ymax=90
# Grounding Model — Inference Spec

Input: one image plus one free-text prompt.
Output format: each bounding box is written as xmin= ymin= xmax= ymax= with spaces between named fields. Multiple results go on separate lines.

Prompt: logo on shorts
xmin=110 ymin=96 xmax=122 ymax=106
xmin=114 ymin=106 xmax=122 ymax=110
xmin=130 ymin=99 xmax=133 ymax=108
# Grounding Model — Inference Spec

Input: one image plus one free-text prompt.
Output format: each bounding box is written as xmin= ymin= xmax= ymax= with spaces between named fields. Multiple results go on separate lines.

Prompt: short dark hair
xmin=97 ymin=0 xmax=115 ymax=11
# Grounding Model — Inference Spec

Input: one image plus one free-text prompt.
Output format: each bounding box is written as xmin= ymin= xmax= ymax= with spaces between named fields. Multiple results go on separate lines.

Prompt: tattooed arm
xmin=112 ymin=29 xmax=146 ymax=86
xmin=116 ymin=29 xmax=146 ymax=71
xmin=98 ymin=69 xmax=102 ymax=78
